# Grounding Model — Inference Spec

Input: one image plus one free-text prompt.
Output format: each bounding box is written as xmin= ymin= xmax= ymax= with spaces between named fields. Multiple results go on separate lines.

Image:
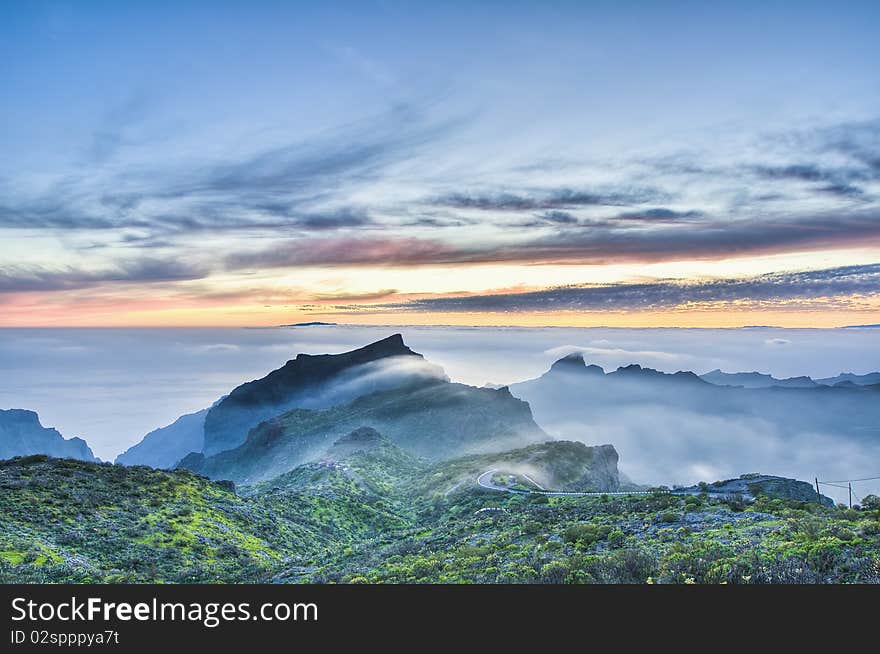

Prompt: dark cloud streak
xmin=223 ymin=210 xmax=880 ymax=269
xmin=0 ymin=258 xmax=209 ymax=293
xmin=435 ymin=186 xmax=668 ymax=211
xmin=372 ymin=264 xmax=880 ymax=313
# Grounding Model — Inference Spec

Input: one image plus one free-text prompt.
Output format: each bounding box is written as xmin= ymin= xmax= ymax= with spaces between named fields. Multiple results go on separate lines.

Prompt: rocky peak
xmin=548 ymin=353 xmax=604 ymax=376
xmin=293 ymin=333 xmax=416 ymax=364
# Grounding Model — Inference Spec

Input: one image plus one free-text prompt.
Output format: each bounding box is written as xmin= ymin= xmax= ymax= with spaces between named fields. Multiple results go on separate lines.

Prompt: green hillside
xmin=3 ymin=447 xmax=879 ymax=584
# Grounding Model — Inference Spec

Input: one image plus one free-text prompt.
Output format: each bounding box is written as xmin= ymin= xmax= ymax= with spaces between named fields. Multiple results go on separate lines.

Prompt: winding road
xmin=476 ymin=469 xmax=658 ymax=497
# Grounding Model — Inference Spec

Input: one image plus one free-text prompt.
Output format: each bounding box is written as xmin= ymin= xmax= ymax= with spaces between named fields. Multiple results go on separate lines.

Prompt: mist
xmin=1 ymin=325 xmax=878 ymax=503
xmin=509 ymin=362 xmax=880 ymax=505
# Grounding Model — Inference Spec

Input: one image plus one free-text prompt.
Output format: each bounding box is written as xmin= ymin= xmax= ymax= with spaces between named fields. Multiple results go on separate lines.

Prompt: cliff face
xmin=0 ymin=409 xmax=96 ymax=462
xmin=492 ymin=440 xmax=620 ymax=492
xmin=557 ymin=443 xmax=620 ymax=492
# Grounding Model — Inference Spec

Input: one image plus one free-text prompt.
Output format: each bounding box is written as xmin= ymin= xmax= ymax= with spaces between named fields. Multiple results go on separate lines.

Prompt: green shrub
xmin=607 ymin=529 xmax=626 ymax=548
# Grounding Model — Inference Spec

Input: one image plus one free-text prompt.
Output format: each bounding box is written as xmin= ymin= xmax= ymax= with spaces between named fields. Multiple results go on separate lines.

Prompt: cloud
xmin=753 ymin=163 xmax=848 ymax=183
xmin=0 ymin=103 xmax=461 ymax=238
xmin=309 ymin=289 xmax=399 ymax=302
xmin=368 ymin=263 xmax=880 ymax=313
xmin=434 ymin=186 xmax=668 ymax=211
xmin=752 ymin=164 xmax=869 ymax=199
xmin=816 ymin=183 xmax=866 ymax=199
xmin=191 ymin=343 xmax=241 ymax=354
xmin=537 ymin=210 xmax=579 ymax=224
xmin=0 ymin=258 xmax=208 ymax=293
xmin=806 ymin=118 xmax=880 ymax=176
xmin=744 ymin=120 xmax=880 ymax=200
xmin=543 ymin=344 xmax=694 ymax=369
xmin=613 ymin=208 xmax=703 ymax=221
xmin=88 ymin=92 xmax=154 ymax=164
xmin=4 ymin=111 xmax=880 ymax=294
xmin=493 ymin=209 xmax=880 ymax=265
xmin=224 ymin=209 xmax=880 ymax=269
xmin=225 ymin=236 xmax=468 ymax=269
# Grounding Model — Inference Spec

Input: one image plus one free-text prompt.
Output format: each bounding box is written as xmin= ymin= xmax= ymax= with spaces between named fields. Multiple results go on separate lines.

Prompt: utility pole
xmin=849 ymin=482 xmax=853 ymax=509
xmin=815 ymin=477 xmax=821 ymax=504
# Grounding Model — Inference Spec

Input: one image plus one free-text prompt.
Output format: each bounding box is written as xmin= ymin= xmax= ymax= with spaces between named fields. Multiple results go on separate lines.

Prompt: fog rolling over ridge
xmin=202 ymin=335 xmax=446 ymax=455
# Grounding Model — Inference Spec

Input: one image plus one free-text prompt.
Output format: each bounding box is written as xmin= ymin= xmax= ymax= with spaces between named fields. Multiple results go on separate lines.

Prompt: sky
xmin=2 ymin=325 xmax=878 ymax=502
xmin=1 ymin=1 xmax=879 ymax=327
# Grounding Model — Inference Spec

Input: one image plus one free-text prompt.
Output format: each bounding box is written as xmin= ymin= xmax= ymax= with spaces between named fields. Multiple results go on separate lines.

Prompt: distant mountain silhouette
xmin=115 ymin=408 xmax=208 ymax=469
xmin=0 ymin=409 xmax=96 ymax=462
xmin=609 ymin=363 xmax=707 ymax=385
xmin=279 ymin=321 xmax=337 ymax=327
xmin=546 ymin=353 xmax=605 ymax=376
xmin=816 ymin=371 xmax=880 ymax=386
xmin=701 ymin=369 xmax=816 ymax=388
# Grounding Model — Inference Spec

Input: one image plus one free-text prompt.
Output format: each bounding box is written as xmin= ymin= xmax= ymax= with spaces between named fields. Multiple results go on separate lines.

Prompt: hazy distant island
xmin=280 ymin=321 xmax=338 ymax=327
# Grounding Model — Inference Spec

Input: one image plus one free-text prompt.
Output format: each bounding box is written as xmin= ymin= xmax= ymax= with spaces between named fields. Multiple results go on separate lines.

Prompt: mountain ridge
xmin=0 ymin=409 xmax=96 ymax=462
xmin=201 ymin=333 xmax=442 ymax=456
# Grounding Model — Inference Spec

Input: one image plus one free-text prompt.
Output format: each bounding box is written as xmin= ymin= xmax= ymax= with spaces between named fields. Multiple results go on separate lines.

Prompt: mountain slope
xmin=115 ymin=408 xmax=208 ymax=469
xmin=240 ymin=428 xmax=423 ymax=541
xmin=180 ymin=382 xmax=549 ymax=484
xmin=0 ymin=455 xmax=326 ymax=582
xmin=201 ymin=334 xmax=445 ymax=455
xmin=0 ymin=409 xmax=96 ymax=462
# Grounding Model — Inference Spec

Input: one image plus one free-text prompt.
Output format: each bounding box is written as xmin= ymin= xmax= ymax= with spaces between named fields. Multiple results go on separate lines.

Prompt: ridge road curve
xmin=476 ymin=469 xmax=658 ymax=497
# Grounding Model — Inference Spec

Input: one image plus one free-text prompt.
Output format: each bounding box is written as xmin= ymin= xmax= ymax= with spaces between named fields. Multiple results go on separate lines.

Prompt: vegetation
xmin=2 ymin=453 xmax=879 ymax=584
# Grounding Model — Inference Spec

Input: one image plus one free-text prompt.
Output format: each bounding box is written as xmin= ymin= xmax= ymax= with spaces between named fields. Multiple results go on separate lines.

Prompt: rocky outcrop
xmin=497 ymin=440 xmax=620 ymax=492
xmin=675 ymin=474 xmax=835 ymax=507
